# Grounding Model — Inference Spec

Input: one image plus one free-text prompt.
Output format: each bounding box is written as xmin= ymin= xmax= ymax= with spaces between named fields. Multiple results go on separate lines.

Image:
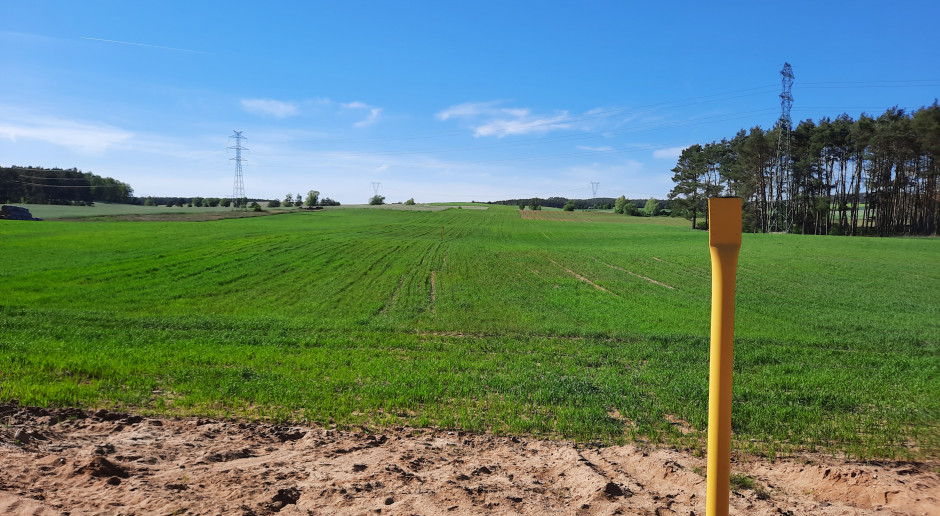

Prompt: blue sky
xmin=2 ymin=1 xmax=938 ymax=204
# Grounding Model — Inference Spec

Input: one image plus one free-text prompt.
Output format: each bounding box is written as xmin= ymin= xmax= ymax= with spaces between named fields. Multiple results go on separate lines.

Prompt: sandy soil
xmin=1 ymin=403 xmax=937 ymax=515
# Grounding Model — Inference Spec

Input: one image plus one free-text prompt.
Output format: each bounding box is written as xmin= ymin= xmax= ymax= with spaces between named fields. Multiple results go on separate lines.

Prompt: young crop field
xmin=1 ymin=205 xmax=937 ymax=460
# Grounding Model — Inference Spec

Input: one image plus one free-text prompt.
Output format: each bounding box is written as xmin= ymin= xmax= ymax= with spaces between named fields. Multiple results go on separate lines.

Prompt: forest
xmin=669 ymin=103 xmax=940 ymax=236
xmin=0 ymin=166 xmax=134 ymax=205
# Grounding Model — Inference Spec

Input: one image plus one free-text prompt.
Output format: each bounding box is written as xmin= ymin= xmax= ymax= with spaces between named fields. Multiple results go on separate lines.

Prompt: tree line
xmin=668 ymin=102 xmax=940 ymax=236
xmin=1 ymin=166 xmax=133 ymax=205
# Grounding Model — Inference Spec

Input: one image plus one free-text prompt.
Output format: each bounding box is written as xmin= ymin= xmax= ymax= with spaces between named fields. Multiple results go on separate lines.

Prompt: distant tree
xmin=562 ymin=201 xmax=576 ymax=211
xmin=295 ymin=193 xmax=303 ymax=205
xmin=369 ymin=194 xmax=386 ymax=205
xmin=249 ymin=201 xmax=262 ymax=212
xmin=206 ymin=197 xmax=221 ymax=207
xmin=143 ymin=196 xmax=155 ymax=206
xmin=668 ymin=144 xmax=708 ymax=229
xmin=165 ymin=200 xmax=175 ymax=207
xmin=528 ymin=198 xmax=541 ymax=210
xmin=623 ymin=202 xmax=639 ymax=216
xmin=192 ymin=196 xmax=205 ymax=207
xmin=404 ymin=197 xmax=416 ymax=205
xmin=644 ymin=197 xmax=660 ymax=216
xmin=305 ymin=190 xmax=320 ymax=206
xmin=319 ymin=197 xmax=340 ymax=206
xmin=614 ymin=195 xmax=628 ymax=214
xmin=518 ymin=200 xmax=526 ymax=210
xmin=268 ymin=198 xmax=281 ymax=208
xmin=219 ymin=198 xmax=232 ymax=208
xmin=283 ymin=193 xmax=294 ymax=207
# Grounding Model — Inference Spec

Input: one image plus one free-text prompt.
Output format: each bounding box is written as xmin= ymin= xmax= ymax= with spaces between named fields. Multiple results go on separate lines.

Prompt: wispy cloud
xmin=436 ymin=101 xmax=573 ymax=138
xmin=435 ymin=101 xmax=503 ymax=121
xmin=240 ymin=99 xmax=299 ymax=118
xmin=354 ymin=108 xmax=382 ymax=128
xmin=342 ymin=101 xmax=383 ymax=128
xmin=81 ymin=36 xmax=208 ymax=54
xmin=653 ymin=145 xmax=687 ymax=160
xmin=576 ymin=145 xmax=614 ymax=152
xmin=0 ymin=111 xmax=133 ymax=154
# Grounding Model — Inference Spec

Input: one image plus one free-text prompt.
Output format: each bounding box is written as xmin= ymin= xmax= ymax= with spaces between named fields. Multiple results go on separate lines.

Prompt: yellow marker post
xmin=705 ymin=197 xmax=742 ymax=516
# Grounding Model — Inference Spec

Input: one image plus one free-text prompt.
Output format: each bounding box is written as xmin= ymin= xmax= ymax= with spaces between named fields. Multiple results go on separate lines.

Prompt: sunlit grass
xmin=1 ymin=205 xmax=937 ymax=459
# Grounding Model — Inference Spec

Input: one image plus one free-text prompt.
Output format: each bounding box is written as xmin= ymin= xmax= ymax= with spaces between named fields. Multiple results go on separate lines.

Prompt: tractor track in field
xmin=547 ymin=258 xmax=618 ymax=296
xmin=594 ymin=259 xmax=676 ymax=289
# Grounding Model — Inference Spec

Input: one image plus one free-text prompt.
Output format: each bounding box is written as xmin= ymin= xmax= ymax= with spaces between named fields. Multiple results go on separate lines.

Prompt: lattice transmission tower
xmin=590 ymin=181 xmax=599 ymax=210
xmin=771 ymin=63 xmax=794 ymax=232
xmin=229 ymin=130 xmax=248 ymax=211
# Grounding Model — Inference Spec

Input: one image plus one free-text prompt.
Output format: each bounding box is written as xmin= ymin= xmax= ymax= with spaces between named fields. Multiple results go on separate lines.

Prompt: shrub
xmin=404 ymin=198 xmax=416 ymax=205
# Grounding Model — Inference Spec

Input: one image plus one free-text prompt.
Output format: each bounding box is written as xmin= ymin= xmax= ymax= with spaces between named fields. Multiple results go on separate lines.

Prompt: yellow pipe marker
xmin=705 ymin=197 xmax=742 ymax=516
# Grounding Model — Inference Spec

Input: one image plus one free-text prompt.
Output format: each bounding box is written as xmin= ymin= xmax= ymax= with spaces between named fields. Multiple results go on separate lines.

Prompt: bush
xmin=250 ymin=202 xmax=262 ymax=212
xmin=562 ymin=201 xmax=576 ymax=211
xmin=319 ymin=197 xmax=340 ymax=206
xmin=404 ymin=198 xmax=415 ymax=205
xmin=369 ymin=195 xmax=385 ymax=205
xmin=696 ymin=220 xmax=709 ymax=230
xmin=267 ymin=198 xmax=281 ymax=208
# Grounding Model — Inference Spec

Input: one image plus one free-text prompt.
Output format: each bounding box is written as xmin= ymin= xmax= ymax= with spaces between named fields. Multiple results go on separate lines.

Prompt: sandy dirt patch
xmin=0 ymin=403 xmax=936 ymax=515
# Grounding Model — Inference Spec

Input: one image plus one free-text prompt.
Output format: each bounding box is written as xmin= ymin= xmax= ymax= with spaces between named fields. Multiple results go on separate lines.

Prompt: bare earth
xmin=1 ymin=404 xmax=937 ymax=515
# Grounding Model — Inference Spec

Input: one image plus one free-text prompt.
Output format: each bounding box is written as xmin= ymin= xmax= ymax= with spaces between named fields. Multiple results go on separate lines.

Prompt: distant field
xmin=16 ymin=202 xmax=239 ymax=220
xmin=519 ymin=209 xmax=687 ymax=225
xmin=13 ymin=202 xmax=466 ymax=220
xmin=1 ymin=204 xmax=937 ymax=459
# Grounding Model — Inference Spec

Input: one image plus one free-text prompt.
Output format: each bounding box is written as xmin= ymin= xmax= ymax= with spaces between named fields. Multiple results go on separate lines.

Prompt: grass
xmin=1 ymin=204 xmax=937 ymax=460
xmin=15 ymin=202 xmax=240 ymax=220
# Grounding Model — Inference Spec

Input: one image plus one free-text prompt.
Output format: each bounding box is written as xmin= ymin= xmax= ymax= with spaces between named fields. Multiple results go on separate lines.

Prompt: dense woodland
xmin=669 ymin=103 xmax=940 ymax=236
xmin=1 ymin=166 xmax=133 ymax=205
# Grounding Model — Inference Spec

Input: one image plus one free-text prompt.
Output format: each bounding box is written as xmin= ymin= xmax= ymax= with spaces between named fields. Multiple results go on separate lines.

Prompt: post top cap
xmin=708 ymin=197 xmax=742 ymax=247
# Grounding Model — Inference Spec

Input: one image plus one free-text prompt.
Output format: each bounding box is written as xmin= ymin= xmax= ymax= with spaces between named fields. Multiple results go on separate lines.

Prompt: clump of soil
xmin=0 ymin=403 xmax=936 ymax=515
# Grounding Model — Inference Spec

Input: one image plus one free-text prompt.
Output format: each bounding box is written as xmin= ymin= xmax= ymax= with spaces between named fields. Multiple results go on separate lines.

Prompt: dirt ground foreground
xmin=0 ymin=404 xmax=936 ymax=515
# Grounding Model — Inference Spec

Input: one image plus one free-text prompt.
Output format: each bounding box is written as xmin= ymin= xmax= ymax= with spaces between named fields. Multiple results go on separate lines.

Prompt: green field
xmin=1 ymin=205 xmax=937 ymax=460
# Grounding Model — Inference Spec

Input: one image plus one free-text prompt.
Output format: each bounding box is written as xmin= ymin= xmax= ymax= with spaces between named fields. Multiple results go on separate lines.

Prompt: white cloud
xmin=473 ymin=114 xmax=571 ymax=137
xmin=435 ymin=101 xmax=502 ymax=120
xmin=576 ymin=145 xmax=614 ymax=152
xmin=240 ymin=98 xmax=299 ymax=118
xmin=354 ymin=108 xmax=382 ymax=128
xmin=0 ymin=113 xmax=133 ymax=154
xmin=340 ymin=101 xmax=382 ymax=128
xmin=653 ymin=145 xmax=687 ymax=160
xmin=437 ymin=100 xmax=574 ymax=138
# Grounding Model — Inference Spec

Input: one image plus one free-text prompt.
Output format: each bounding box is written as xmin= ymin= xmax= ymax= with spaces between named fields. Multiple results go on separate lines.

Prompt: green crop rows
xmin=1 ymin=205 xmax=937 ymax=459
